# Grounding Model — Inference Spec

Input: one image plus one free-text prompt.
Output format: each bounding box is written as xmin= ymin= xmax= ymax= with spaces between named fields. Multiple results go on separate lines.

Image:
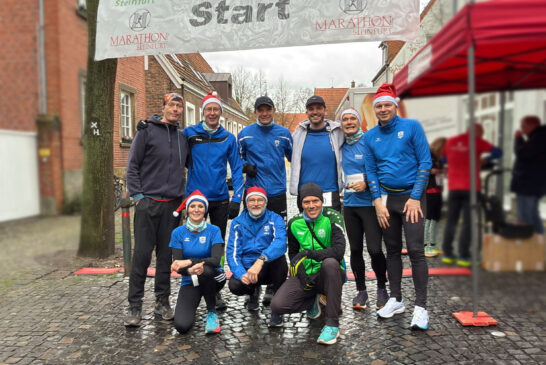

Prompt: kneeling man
xmin=226 ymin=187 xmax=288 ymax=325
xmin=271 ymin=182 xmax=346 ymax=345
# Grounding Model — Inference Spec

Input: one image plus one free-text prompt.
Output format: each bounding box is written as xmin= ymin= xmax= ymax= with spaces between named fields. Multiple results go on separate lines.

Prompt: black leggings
xmin=343 ymin=205 xmax=387 ymax=291
xmin=383 ymin=194 xmax=428 ymax=308
xmin=173 ymin=266 xmax=226 ymax=334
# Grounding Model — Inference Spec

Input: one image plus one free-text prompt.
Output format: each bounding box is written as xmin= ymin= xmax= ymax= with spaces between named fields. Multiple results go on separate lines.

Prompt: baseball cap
xmin=254 ymin=96 xmax=275 ymax=110
xmin=305 ymin=95 xmax=326 ymax=108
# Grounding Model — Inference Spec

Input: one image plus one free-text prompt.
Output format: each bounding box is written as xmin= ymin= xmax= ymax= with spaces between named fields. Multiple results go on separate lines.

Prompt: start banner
xmin=95 ymin=0 xmax=420 ymax=60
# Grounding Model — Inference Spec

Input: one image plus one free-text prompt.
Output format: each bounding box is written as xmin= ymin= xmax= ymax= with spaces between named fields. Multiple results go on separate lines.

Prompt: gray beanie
xmin=298 ymin=182 xmax=323 ymax=205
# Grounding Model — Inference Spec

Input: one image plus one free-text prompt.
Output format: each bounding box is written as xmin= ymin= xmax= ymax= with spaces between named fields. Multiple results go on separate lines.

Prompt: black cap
xmin=298 ymin=182 xmax=323 ymax=206
xmin=254 ymin=96 xmax=275 ymax=110
xmin=305 ymin=95 xmax=326 ymax=108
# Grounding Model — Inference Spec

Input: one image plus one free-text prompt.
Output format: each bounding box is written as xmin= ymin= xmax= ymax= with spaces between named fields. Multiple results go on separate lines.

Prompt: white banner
xmin=95 ymin=0 xmax=420 ymax=60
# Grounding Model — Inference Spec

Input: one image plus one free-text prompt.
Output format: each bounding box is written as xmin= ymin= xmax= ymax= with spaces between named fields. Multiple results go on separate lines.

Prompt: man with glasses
xmin=226 ymin=187 xmax=288 ymax=326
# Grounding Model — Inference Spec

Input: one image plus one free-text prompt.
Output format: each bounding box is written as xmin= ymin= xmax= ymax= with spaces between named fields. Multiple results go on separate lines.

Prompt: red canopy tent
xmin=394 ymin=0 xmax=546 ymax=97
xmin=393 ymin=0 xmax=546 ymax=324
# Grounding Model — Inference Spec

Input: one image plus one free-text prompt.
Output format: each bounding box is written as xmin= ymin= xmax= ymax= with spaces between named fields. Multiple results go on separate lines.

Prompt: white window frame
xmin=185 ymin=101 xmax=196 ymax=126
xmin=120 ymin=89 xmax=134 ymax=139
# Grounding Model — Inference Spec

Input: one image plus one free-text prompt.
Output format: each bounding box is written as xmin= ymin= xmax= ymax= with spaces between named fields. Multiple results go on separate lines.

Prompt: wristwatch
xmin=258 ymin=255 xmax=268 ymax=262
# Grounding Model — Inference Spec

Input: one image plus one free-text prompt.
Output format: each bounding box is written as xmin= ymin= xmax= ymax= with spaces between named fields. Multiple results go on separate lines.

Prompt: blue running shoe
xmin=317 ymin=325 xmax=339 ymax=345
xmin=307 ymin=295 xmax=321 ymax=319
xmin=205 ymin=311 xmax=220 ymax=334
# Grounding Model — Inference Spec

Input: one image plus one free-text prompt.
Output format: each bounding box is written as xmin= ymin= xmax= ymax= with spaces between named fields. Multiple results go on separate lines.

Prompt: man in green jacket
xmin=270 ymin=182 xmax=346 ymax=345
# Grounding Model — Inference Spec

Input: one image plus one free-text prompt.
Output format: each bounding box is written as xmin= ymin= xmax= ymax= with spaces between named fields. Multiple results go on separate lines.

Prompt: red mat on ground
xmin=74 ymin=267 xmax=121 ymax=275
xmin=76 ymin=267 xmax=470 ymax=278
xmin=453 ymin=311 xmax=498 ymax=326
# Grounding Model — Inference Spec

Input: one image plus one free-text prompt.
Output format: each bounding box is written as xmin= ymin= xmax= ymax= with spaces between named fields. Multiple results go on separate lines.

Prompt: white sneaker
xmin=377 ymin=298 xmax=405 ymax=318
xmin=410 ymin=305 xmax=429 ymax=330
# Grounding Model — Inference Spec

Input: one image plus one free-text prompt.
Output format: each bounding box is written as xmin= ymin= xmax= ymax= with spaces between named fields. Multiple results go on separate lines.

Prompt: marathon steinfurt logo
xmin=199 ymin=236 xmax=206 ymax=244
xmin=275 ymin=140 xmax=280 ymax=147
xmin=339 ymin=0 xmax=367 ymax=15
xmin=318 ymin=229 xmax=326 ymax=238
xmin=129 ymin=9 xmax=151 ymax=32
xmin=398 ymin=131 xmax=404 ymax=139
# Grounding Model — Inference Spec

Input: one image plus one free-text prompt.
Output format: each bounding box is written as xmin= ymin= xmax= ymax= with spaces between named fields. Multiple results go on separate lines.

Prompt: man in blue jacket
xmin=226 ymin=187 xmax=288 ymax=326
xmin=363 ymin=83 xmax=432 ymax=330
xmin=124 ymin=92 xmax=189 ymax=327
xmin=238 ymin=96 xmax=293 ymax=221
xmin=183 ymin=91 xmax=245 ymax=240
xmin=238 ymin=95 xmax=292 ymax=306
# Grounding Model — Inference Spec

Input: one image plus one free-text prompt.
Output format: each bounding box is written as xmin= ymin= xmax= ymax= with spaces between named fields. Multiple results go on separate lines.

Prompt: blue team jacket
xmin=183 ymin=122 xmax=244 ymax=203
xmin=238 ymin=122 xmax=292 ymax=196
xmin=342 ymin=137 xmax=373 ymax=207
xmin=363 ymin=116 xmax=432 ymax=200
xmin=226 ymin=209 xmax=287 ymax=280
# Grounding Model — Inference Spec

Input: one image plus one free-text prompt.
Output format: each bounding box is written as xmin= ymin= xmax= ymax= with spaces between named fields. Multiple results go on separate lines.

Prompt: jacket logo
xmin=199 ymin=236 xmax=206 ymax=243
xmin=264 ymin=226 xmax=270 ymax=235
xmin=296 ymin=231 xmax=305 ymax=235
xmin=317 ymin=229 xmax=326 ymax=238
xmin=184 ymin=237 xmax=190 ymax=242
xmin=355 ymin=154 xmax=363 ymax=159
xmin=274 ymin=140 xmax=280 ymax=147
xmin=375 ymin=137 xmax=381 ymax=142
xmin=398 ymin=131 xmax=404 ymax=139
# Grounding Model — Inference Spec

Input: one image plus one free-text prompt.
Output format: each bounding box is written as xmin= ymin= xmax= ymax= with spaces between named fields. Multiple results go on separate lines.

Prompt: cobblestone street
xmin=0 ymin=196 xmax=545 ymax=364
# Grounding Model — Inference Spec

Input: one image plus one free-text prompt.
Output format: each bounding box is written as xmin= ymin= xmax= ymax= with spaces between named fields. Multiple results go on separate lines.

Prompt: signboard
xmin=95 ymin=0 xmax=420 ymax=60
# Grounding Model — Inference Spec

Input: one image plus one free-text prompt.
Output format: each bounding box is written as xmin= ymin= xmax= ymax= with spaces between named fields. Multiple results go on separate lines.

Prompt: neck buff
xmin=202 ymin=121 xmax=218 ymax=135
xmin=303 ymin=207 xmax=324 ymax=222
xmin=256 ymin=119 xmax=274 ymax=127
xmin=345 ymin=129 xmax=364 ymax=145
xmin=186 ymin=219 xmax=207 ymax=233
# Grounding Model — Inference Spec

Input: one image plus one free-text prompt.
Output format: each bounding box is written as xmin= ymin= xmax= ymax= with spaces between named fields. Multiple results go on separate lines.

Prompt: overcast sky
xmin=203 ymin=1 xmax=431 ymax=91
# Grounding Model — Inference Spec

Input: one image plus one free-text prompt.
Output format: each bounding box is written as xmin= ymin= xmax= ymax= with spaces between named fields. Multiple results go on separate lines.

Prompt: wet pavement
xmin=0 ymin=196 xmax=545 ymax=364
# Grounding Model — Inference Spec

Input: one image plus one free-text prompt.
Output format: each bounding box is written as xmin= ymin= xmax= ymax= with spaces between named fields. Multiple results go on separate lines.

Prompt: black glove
xmin=242 ymin=163 xmax=258 ymax=178
xmin=136 ymin=120 xmax=148 ymax=130
xmin=290 ymin=250 xmax=310 ymax=267
xmin=228 ymin=201 xmax=240 ymax=219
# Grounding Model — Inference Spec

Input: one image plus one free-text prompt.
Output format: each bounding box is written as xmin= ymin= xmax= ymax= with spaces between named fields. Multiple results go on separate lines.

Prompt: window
xmin=186 ymin=102 xmax=196 ymax=126
xmin=119 ymin=84 xmax=136 ymax=144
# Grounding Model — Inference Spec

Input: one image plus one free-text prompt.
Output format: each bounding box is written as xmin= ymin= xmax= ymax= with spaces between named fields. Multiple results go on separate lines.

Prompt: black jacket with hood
xmin=126 ymin=115 xmax=188 ymax=200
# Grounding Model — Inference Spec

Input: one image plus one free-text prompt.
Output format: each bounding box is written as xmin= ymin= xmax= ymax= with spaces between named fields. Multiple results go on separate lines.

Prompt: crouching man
xmin=270 ymin=182 xmax=346 ymax=345
xmin=226 ymin=187 xmax=288 ymax=326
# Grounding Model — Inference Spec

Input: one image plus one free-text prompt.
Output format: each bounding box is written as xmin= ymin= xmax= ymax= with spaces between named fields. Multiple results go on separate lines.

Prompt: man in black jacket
xmin=510 ymin=115 xmax=546 ymax=234
xmin=124 ymin=92 xmax=189 ymax=327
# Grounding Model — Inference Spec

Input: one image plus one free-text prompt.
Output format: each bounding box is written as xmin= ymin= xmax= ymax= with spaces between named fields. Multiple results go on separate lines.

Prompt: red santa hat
xmin=173 ymin=190 xmax=209 ymax=217
xmin=373 ymin=83 xmax=399 ymax=108
xmin=245 ymin=187 xmax=267 ymax=204
xmin=202 ymin=91 xmax=222 ymax=111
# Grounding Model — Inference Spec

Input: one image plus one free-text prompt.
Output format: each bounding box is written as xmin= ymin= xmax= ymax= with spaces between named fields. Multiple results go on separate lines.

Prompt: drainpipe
xmin=38 ymin=0 xmax=47 ymax=114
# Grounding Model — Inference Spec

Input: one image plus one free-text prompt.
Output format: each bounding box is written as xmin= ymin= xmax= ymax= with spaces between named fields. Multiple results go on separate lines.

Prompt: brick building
xmin=0 ymin=0 xmax=247 ymax=222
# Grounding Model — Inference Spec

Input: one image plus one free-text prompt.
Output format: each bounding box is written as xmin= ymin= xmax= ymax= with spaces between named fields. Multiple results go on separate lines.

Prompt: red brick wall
xmin=114 ymin=57 xmax=147 ymax=169
xmin=47 ymin=0 xmax=88 ymax=171
xmin=0 ymin=0 xmax=39 ymax=131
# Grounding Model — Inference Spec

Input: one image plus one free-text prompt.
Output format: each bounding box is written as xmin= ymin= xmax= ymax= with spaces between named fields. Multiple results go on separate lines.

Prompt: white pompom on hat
xmin=202 ymin=91 xmax=222 ymax=111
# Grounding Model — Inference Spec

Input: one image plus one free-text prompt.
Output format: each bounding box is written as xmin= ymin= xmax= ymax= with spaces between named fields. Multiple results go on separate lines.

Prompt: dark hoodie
xmin=126 ymin=115 xmax=188 ymax=200
xmin=510 ymin=125 xmax=546 ymax=197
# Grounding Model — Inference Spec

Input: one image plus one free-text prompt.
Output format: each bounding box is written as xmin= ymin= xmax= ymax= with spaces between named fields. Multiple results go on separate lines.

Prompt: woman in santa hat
xmin=169 ymin=190 xmax=226 ymax=334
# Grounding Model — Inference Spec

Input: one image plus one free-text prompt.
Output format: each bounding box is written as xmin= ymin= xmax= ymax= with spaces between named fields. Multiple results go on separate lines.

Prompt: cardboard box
xmin=482 ymin=234 xmax=545 ymax=272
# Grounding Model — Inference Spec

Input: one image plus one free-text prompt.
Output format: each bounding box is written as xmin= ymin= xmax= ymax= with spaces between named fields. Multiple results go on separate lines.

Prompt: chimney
xmin=351 ymin=80 xmax=355 ymax=88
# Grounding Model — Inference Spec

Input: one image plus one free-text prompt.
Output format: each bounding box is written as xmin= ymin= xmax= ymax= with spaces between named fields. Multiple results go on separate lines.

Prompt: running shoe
xmin=377 ymin=298 xmax=405 ymax=318
xmin=307 ymin=295 xmax=321 ymax=319
xmin=352 ymin=290 xmax=368 ymax=310
xmin=376 ymin=288 xmax=389 ymax=309
xmin=317 ymin=325 xmax=340 ymax=345
xmin=205 ymin=311 xmax=221 ymax=334
xmin=410 ymin=305 xmax=429 ymax=330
